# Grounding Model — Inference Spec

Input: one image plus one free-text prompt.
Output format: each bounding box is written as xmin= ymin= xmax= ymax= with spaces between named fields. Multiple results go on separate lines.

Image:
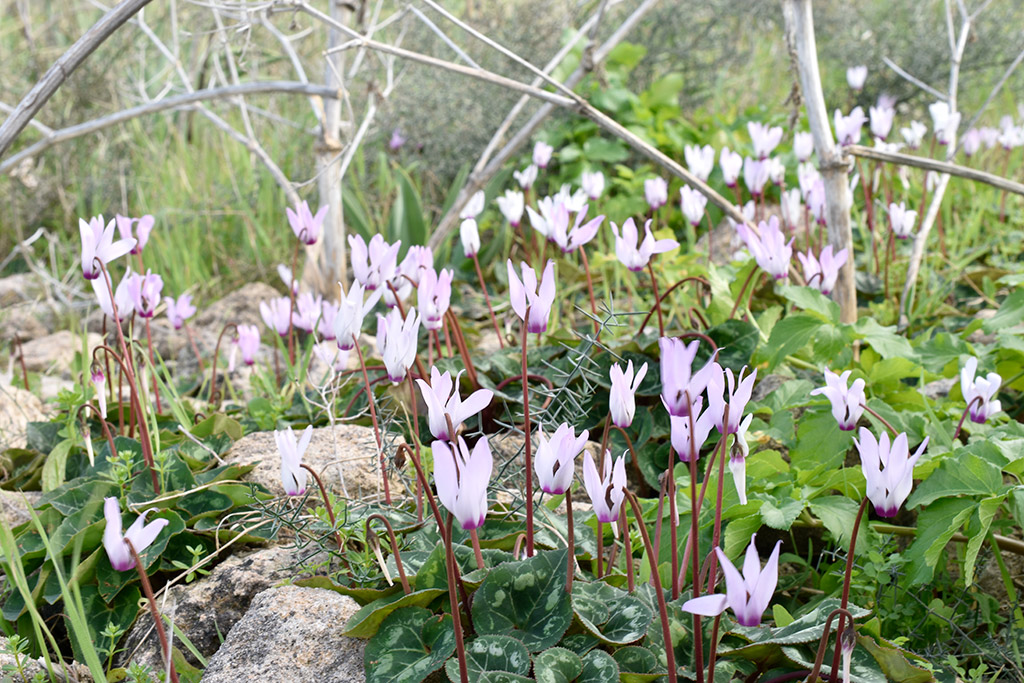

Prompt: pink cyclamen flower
xmin=349 ymin=234 xmax=400 ymax=291
xmin=103 ymin=497 xmax=169 ymax=571
xmin=91 ymin=268 xmax=135 ymax=321
xmin=260 ymin=297 xmax=292 ymax=337
xmin=610 ymin=360 xmax=648 ymax=429
xmin=810 ymin=369 xmax=866 ymax=431
xmin=80 ymin=215 xmax=135 ymax=280
xmin=92 ymin=368 xmax=107 ymax=419
xmin=846 ymin=65 xmax=867 ymax=91
xmin=333 ymin=280 xmax=382 ymax=350
xmin=743 ymin=157 xmax=769 ymax=197
xmin=235 ymin=324 xmax=260 ymax=367
xmin=434 ymin=436 xmax=493 ymax=530
xmin=660 ymin=337 xmax=718 ymax=417
xmin=399 ymin=246 xmax=434 ymax=288
xmin=526 ymin=197 xmax=561 ymax=243
xmin=901 ymin=121 xmax=927 ymax=149
xmin=961 ymin=129 xmax=982 ymax=157
xmin=668 ymin=397 xmax=715 ymax=462
xmin=680 ymin=186 xmax=707 ymax=227
xmin=460 ymin=218 xmax=482 ymax=257
xmin=536 ymin=424 xmax=589 ymax=495
xmin=318 ymin=300 xmax=339 ymax=341
xmin=748 ymin=121 xmax=784 ymax=159
xmin=533 ymin=141 xmax=554 ymax=169
xmin=377 ymin=307 xmax=421 ymax=383
xmin=507 ymin=259 xmax=556 ymax=334
xmin=807 ymin=179 xmax=827 ymax=225
xmin=292 ymin=292 xmax=323 ymax=333
xmin=979 ymin=126 xmax=1000 ymax=149
xmin=164 ymin=293 xmax=196 ymax=330
xmin=514 ymin=165 xmax=538 ymax=190
xmin=460 ymin=190 xmax=486 ymax=220
xmin=730 ymin=413 xmax=754 ymax=505
xmin=418 ymin=267 xmax=454 ymax=331
xmin=737 ymin=216 xmax=793 ymax=280
xmin=128 ymin=270 xmax=163 ymax=318
xmin=644 ymin=177 xmax=669 ymax=210
xmin=793 ymin=132 xmax=814 ymax=162
xmin=870 ymin=105 xmax=895 ymax=141
xmin=834 ymin=107 xmax=867 ymax=146
xmin=389 ymin=128 xmax=406 ymax=151
xmin=766 ymin=158 xmax=785 ymax=186
xmin=685 ymin=144 xmax=715 ymax=182
xmin=855 ymin=428 xmax=928 ymax=518
xmin=877 ymin=93 xmax=897 ymax=111
xmin=707 ymin=364 xmax=757 ymax=435
xmin=286 ymin=200 xmax=328 ymax=246
xmin=116 ymin=214 xmax=155 ymax=255
xmin=960 ymin=357 xmax=1002 ymax=423
xmin=275 ymin=425 xmax=313 ymax=496
xmin=581 ymin=170 xmax=605 ymax=200
xmin=552 ymin=205 xmax=604 ymax=254
xmin=496 ymin=190 xmax=525 ymax=227
xmin=930 ymin=101 xmax=961 ymax=145
xmin=416 ymin=366 xmax=493 ymax=441
xmin=797 ymin=245 xmax=848 ymax=296
xmin=797 ymin=162 xmax=821 ymax=199
xmin=582 ymin=450 xmax=626 ymax=523
xmin=780 ymin=188 xmax=802 ymax=231
xmin=720 ymin=147 xmax=743 ymax=187
xmin=682 ymin=534 xmax=782 ymax=627
xmin=611 ymin=218 xmax=678 ymax=272
xmin=888 ymin=202 xmax=917 ymax=239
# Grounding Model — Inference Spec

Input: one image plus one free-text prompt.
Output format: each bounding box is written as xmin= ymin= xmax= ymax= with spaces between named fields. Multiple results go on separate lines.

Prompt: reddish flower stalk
xmin=125 ymin=539 xmax=179 ymax=683
xmin=287 ymin=239 xmax=299 ymax=365
xmin=300 ymin=463 xmax=343 ymax=548
xmin=207 ymin=322 xmax=238 ymax=406
xmin=470 ymin=253 xmax=505 ymax=348
xmin=184 ymin=323 xmax=206 ymax=372
xmin=619 ymin=498 xmax=635 ymax=591
xmin=647 ymin=262 xmax=665 ymax=337
xmin=406 ymin=370 xmax=426 ymax=516
xmin=443 ymin=309 xmax=479 ymax=390
xmin=564 ymin=487 xmax=575 ymax=593
xmin=143 ymin=317 xmax=162 ymax=413
xmin=686 ymin=392 xmax=705 ymax=683
xmin=578 ymin=247 xmax=600 ymax=336
xmin=828 ymin=498 xmax=869 ymax=679
xmin=76 ymin=402 xmax=117 ymax=462
xmin=521 ymin=307 xmax=535 ymax=558
xmin=706 ymin=407 xmax=731 ymax=599
xmin=729 ymin=267 xmax=759 ymax=319
xmin=366 ymin=514 xmax=411 ymax=594
xmin=353 ymin=334 xmax=389 ymax=504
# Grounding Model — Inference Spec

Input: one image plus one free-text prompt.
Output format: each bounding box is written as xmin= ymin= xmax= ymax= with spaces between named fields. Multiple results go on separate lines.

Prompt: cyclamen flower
xmin=834 ymin=107 xmax=867 ymax=146
xmin=536 ymin=424 xmax=589 ymax=495
xmin=707 ymin=364 xmax=757 ymax=435
xmin=807 ymin=179 xmax=827 ymax=225
xmin=418 ymin=267 xmax=453 ymax=331
xmin=901 ymin=121 xmax=927 ymax=149
xmin=376 ymin=307 xmax=420 ymax=383
xmin=460 ymin=190 xmax=486 ymax=220
xmin=961 ymin=129 xmax=982 ymax=157
xmin=780 ymin=188 xmax=802 ymax=230
xmin=685 ymin=144 xmax=715 ymax=182
xmin=870 ymin=105 xmax=895 ymax=141
xmin=416 ymin=366 xmax=493 ymax=440
xmin=389 ymin=128 xmax=406 ymax=151
xmin=810 ymin=369 xmax=866 ymax=431
xmin=855 ymin=428 xmax=928 ymax=518
xmin=766 ymin=158 xmax=785 ymax=186
xmin=960 ymin=357 xmax=1002 ymax=424
xmin=609 ymin=360 xmax=648 ymax=429
xmin=581 ymin=170 xmax=605 ymax=200
xmin=434 ymin=436 xmax=492 ymax=530
xmin=292 ymin=292 xmax=323 ymax=333
xmin=797 ymin=246 xmax=848 ymax=295
xmin=497 ymin=190 xmax=525 ymax=227
xmin=551 ymin=206 xmax=603 ymax=254
xmin=92 ymin=368 xmax=107 ymax=419
xmin=660 ymin=337 xmax=717 ymax=417
xmin=533 ymin=141 xmax=554 ymax=169
xmin=163 ymin=293 xmax=196 ymax=330
xmin=720 ymin=147 xmax=743 ymax=187
xmin=333 ymin=280 xmax=382 ymax=350
xmin=507 ymin=259 xmax=556 ymax=334
xmin=877 ymin=93 xmax=897 ymax=111
xmin=644 ymin=177 xmax=668 ymax=211
xmin=235 ymin=324 xmax=260 ymax=367
xmin=349 ymin=234 xmax=400 ymax=291
xmin=730 ymin=413 xmax=754 ymax=505
xmin=680 ymin=186 xmax=707 ymax=226
xmin=553 ymin=184 xmax=588 ymax=214
xmin=846 ymin=65 xmax=867 ymax=91
xmin=930 ymin=101 xmax=961 ymax=145
xmin=91 ymin=268 xmax=135 ymax=321
xmin=514 ymin=165 xmax=538 ymax=190
xmin=128 ymin=270 xmax=163 ymax=318
xmin=888 ymin=202 xmax=917 ymax=239
xmin=611 ymin=218 xmax=678 ymax=272
xmin=793 ymin=132 xmax=814 ymax=162
xmin=318 ymin=300 xmax=339 ymax=341
xmin=582 ymin=450 xmax=626 ymax=523
xmin=286 ymin=200 xmax=328 ymax=245
xmin=682 ymin=534 xmax=782 ymax=627
xmin=260 ymin=297 xmax=292 ymax=337
xmin=797 ymin=162 xmax=821 ymax=199
xmin=116 ymin=214 xmax=155 ymax=255
xmin=979 ymin=126 xmax=1000 ymax=149
xmin=275 ymin=425 xmax=313 ymax=496
xmin=737 ymin=216 xmax=793 ymax=280
xmin=460 ymin=219 xmax=481 ymax=257
xmin=399 ymin=246 xmax=434 ymax=288
xmin=103 ymin=497 xmax=169 ymax=572
xmin=668 ymin=398 xmax=715 ymax=462
xmin=748 ymin=121 xmax=784 ymax=159
xmin=526 ymin=198 xmax=562 ymax=242
xmin=80 ymin=215 xmax=135 ymax=280
xmin=743 ymin=157 xmax=769 ymax=197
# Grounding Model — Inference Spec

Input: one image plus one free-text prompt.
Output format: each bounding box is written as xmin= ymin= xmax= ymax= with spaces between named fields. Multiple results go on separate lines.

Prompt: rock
xmin=751 ymin=374 xmax=789 ymax=403
xmin=19 ymin=330 xmax=103 ymax=376
xmin=0 ymin=383 xmax=49 ymax=451
xmin=0 ymin=490 xmax=41 ymax=528
xmin=1 ymin=303 xmax=53 ymax=343
xmin=921 ymin=377 xmax=957 ymax=400
xmin=119 ymin=546 xmax=313 ymax=670
xmin=199 ymin=586 xmax=364 ymax=683
xmin=0 ymin=273 xmax=44 ymax=307
xmin=194 ymin=282 xmax=283 ymax=333
xmin=223 ymin=424 xmax=406 ymax=501
xmin=0 ymin=636 xmax=89 ymax=682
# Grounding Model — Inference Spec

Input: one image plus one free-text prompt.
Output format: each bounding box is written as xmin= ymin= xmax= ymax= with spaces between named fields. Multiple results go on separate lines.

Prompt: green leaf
xmin=772 ymin=604 xmax=794 ymax=627
xmin=41 ymin=439 xmax=74 ymax=492
xmin=779 ymin=284 xmax=841 ymax=322
xmin=907 ymin=450 xmax=1006 ymax=508
xmin=445 ymin=634 xmax=531 ymax=683
xmin=364 ymin=607 xmax=455 ymax=683
xmin=809 ymin=496 xmax=861 ymax=546
xmin=612 ymin=645 xmax=665 ymax=682
xmin=905 ymin=498 xmax=975 ymax=584
xmin=582 ymin=137 xmax=629 ymax=164
xmin=707 ymin=319 xmax=760 ymax=372
xmin=73 ymin=583 xmax=141 ymax=664
xmin=391 ymin=166 xmax=427 ymax=248
xmin=343 ymin=588 xmax=446 ymax=638
xmin=983 ymin=288 xmax=1024 ymax=333
xmin=963 ymin=495 xmax=1004 ymax=585
xmin=725 ymin=597 xmax=871 ymax=649
xmin=760 ymin=314 xmax=824 ymax=369
xmin=758 ymin=496 xmax=805 ymax=531
xmin=578 ymin=649 xmax=620 ymax=682
xmin=852 ymin=318 xmax=913 ymax=359
xmin=533 ymin=647 xmax=582 ymax=683
xmin=471 ymin=549 xmax=573 ymax=651
xmin=571 ymin=581 xmax=652 ymax=645
xmin=856 ymin=634 xmax=935 ymax=683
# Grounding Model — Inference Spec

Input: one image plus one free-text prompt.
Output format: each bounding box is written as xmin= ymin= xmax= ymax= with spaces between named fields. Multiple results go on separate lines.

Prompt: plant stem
xmin=443 ymin=514 xmax=469 ymax=683
xmin=300 ymin=463 xmax=342 ymax=548
xmin=143 ymin=317 xmax=161 ymax=413
xmin=686 ymin=394 xmax=705 ymax=683
xmin=626 ymin=492 xmax=677 ymax=683
xmin=579 ymin=247 xmax=600 ymax=335
xmin=367 ymin=514 xmax=410 ymax=594
xmin=707 ymin=424 xmax=730 ymax=595
xmin=469 ymin=528 xmax=485 ymax=571
xmin=355 ymin=335 xmax=389 ymax=504
xmin=635 ymin=276 xmax=710 ymax=336
xmin=444 ymin=309 xmax=479 ymax=389
xmin=407 ymin=370 xmax=425 ymax=514
xmin=953 ymin=395 xmax=984 ymax=441
xmin=207 ymin=322 xmax=238 ymax=405
xmin=183 ymin=323 xmax=205 ymax=372
xmin=287 ymin=240 xmax=299 ymax=365
xmin=125 ymin=539 xmax=179 ymax=683
xmin=807 ymin=607 xmax=856 ymax=683
xmin=647 ymin=261 xmax=665 ymax=337
xmin=729 ymin=267 xmax=758 ymax=319
xmin=707 ymin=614 xmax=722 ymax=683
xmin=861 ymin=404 xmax=898 ymax=436
xmin=11 ymin=335 xmax=28 ymax=390
xmin=620 ymin=498 xmax=635 ymax=591
xmin=828 ymin=498 xmax=868 ymax=679
xmin=652 ymin=471 xmax=669 ymax=581
xmin=565 ymin=488 xmax=575 ymax=592
xmin=472 ymin=253 xmax=505 ymax=348
xmin=522 ymin=310 xmax=535 ymax=557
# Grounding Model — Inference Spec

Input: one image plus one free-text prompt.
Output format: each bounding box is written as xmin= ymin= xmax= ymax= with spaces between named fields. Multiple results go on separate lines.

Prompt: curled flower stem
xmin=354 ymin=334 xmax=389 ymax=504
xmin=300 ymin=463 xmax=342 ymax=549
xmin=860 ymin=404 xmax=898 ymax=437
xmin=521 ymin=310 xmax=535 ymax=558
xmin=579 ymin=247 xmax=600 ymax=336
xmin=207 ymin=322 xmax=238 ymax=406
xmin=626 ymin=491 xmax=677 ymax=683
xmin=471 ymin=253 xmax=505 ymax=348
xmin=366 ymin=514 xmax=410 ymax=594
xmin=828 ymin=498 xmax=869 ymax=680
xmin=807 ymin=607 xmax=857 ymax=683
xmin=125 ymin=539 xmax=179 ymax=683
xmin=647 ymin=262 xmax=665 ymax=337
xmin=636 ymin=277 xmax=710 ymax=339
xmin=953 ymin=395 xmax=984 ymax=441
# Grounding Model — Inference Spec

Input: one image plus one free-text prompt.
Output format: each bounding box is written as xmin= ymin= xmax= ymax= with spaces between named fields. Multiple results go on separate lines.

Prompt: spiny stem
xmin=125 ymin=539 xmax=178 ymax=683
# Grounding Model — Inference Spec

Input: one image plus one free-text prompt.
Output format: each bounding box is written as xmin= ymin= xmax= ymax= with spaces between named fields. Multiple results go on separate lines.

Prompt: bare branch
xmin=962 ymin=45 xmax=1024 ymax=134
xmin=409 ymin=6 xmax=482 ymax=70
xmin=881 ymin=57 xmax=947 ymax=101
xmin=0 ymin=0 xmax=156 ymax=159
xmin=844 ymin=144 xmax=1024 ymax=196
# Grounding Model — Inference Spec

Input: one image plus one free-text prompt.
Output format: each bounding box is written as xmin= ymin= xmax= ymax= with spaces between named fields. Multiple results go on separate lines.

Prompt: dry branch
xmin=844 ymin=144 xmax=1024 ymax=197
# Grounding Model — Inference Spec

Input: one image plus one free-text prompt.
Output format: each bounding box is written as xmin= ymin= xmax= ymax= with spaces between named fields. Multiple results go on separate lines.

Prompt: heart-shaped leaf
xmin=444 ymin=634 xmax=531 ymax=682
xmin=364 ymin=606 xmax=454 ymax=683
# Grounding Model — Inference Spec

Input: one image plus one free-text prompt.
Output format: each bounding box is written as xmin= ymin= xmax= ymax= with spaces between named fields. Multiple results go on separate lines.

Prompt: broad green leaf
xmin=707 ymin=319 xmax=759 ymax=371
xmin=725 ymin=598 xmax=870 ymax=650
xmin=533 ymin=647 xmax=582 ymax=683
xmin=364 ymin=607 xmax=455 ymax=683
xmin=760 ymin=314 xmax=823 ymax=369
xmin=809 ymin=496 xmax=861 ymax=546
xmin=343 ymin=588 xmax=446 ymax=638
xmin=758 ymin=496 xmax=805 ymax=531
xmin=856 ymin=634 xmax=935 ymax=683
xmin=983 ymin=288 xmax=1024 ymax=333
xmin=907 ymin=450 xmax=1006 ymax=508
xmin=445 ymin=634 xmax=531 ymax=683
xmin=963 ymin=495 xmax=1004 ymax=585
xmin=779 ymin=285 xmax=841 ymax=322
xmin=41 ymin=439 xmax=74 ymax=492
xmin=612 ymin=645 xmax=665 ymax=682
xmin=853 ymin=318 xmax=913 ymax=359
xmin=578 ymin=649 xmax=621 ymax=682
xmin=571 ymin=580 xmax=652 ymax=645
xmin=905 ymin=498 xmax=975 ymax=584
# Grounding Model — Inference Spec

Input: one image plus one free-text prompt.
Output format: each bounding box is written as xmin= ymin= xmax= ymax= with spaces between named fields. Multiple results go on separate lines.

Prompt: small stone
xmin=199 ymin=586 xmax=364 ymax=683
xmin=0 ymin=490 xmax=41 ymax=528
xmin=0 ymin=273 xmax=44 ymax=307
xmin=194 ymin=282 xmax=283 ymax=332
xmin=0 ymin=383 xmax=49 ymax=451
xmin=751 ymin=374 xmax=789 ymax=403
xmin=19 ymin=330 xmax=103 ymax=376
xmin=921 ymin=377 xmax=957 ymax=401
